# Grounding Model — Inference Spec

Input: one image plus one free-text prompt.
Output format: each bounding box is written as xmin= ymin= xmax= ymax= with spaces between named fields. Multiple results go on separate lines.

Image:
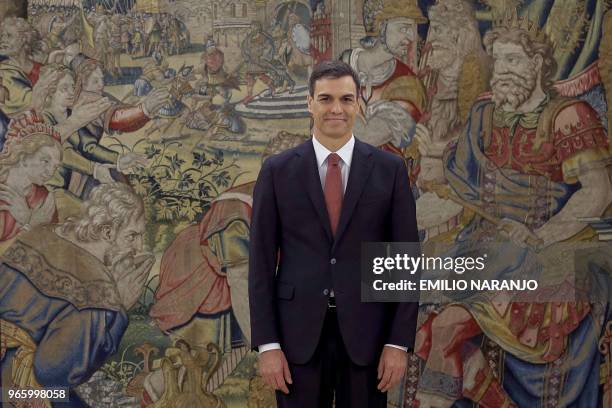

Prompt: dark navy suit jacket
xmin=249 ymin=138 xmax=420 ymax=365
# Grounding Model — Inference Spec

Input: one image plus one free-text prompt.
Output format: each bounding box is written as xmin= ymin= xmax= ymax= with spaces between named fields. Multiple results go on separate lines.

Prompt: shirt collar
xmin=312 ymin=135 xmax=355 ymax=168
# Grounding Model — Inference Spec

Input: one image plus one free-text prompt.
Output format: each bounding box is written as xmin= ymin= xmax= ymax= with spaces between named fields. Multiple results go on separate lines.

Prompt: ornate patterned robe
xmin=0 ymin=226 xmax=127 ymax=407
xmin=432 ymin=95 xmax=611 ymax=406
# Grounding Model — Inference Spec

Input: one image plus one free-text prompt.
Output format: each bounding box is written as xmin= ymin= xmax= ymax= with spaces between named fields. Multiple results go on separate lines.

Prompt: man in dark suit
xmin=249 ymin=60 xmax=419 ymax=407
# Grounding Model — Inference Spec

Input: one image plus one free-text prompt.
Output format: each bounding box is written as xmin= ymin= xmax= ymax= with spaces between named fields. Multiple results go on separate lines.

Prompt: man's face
xmin=307 ymin=76 xmax=358 ymax=141
xmin=491 ymin=40 xmax=540 ymax=110
xmin=51 ymin=18 xmax=64 ymax=34
xmin=114 ymin=215 xmax=146 ymax=256
xmin=22 ymin=144 xmax=62 ymax=185
xmin=84 ymin=67 xmax=105 ymax=94
xmin=428 ymin=21 xmax=459 ymax=70
xmin=51 ymin=74 xmax=75 ymax=110
xmin=384 ymin=17 xmax=417 ymax=57
xmin=0 ymin=24 xmax=24 ymax=56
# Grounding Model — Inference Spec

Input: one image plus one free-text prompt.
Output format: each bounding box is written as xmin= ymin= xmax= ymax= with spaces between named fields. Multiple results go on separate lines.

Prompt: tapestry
xmin=0 ymin=0 xmax=611 ymax=406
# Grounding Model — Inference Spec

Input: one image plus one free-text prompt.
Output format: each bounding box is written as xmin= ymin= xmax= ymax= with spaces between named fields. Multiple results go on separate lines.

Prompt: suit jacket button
xmin=330 ymin=258 xmax=337 ymax=265
xmin=323 ymin=289 xmax=330 ymax=296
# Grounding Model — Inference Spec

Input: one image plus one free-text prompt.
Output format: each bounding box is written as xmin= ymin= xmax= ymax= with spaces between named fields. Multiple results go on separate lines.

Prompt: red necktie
xmin=324 ymin=153 xmax=343 ymax=236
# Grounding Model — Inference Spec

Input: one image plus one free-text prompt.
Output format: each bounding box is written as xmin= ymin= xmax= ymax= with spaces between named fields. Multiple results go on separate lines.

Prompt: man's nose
xmin=494 ymin=60 xmax=506 ymax=72
xmin=133 ymin=236 xmax=144 ymax=252
xmin=331 ymin=100 xmax=343 ymax=114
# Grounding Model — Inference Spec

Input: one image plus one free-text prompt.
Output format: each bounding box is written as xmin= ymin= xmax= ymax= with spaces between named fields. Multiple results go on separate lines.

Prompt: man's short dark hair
xmin=308 ymin=60 xmax=361 ymax=97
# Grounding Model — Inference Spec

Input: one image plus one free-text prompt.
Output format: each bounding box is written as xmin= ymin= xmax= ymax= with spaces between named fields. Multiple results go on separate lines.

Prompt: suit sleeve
xmin=387 ymin=158 xmax=420 ymax=350
xmin=248 ymin=159 xmax=281 ymax=349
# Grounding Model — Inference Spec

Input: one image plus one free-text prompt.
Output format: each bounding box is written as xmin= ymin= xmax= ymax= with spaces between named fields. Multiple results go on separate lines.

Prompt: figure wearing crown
xmin=339 ymin=0 xmax=427 ymax=164
xmin=0 ymin=110 xmax=60 ymax=250
xmin=413 ymin=11 xmax=612 ymax=408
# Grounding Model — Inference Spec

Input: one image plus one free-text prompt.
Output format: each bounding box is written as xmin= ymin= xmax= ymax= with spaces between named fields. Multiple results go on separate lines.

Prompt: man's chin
xmin=322 ymin=124 xmax=349 ymax=133
xmin=492 ymin=86 xmax=533 ymax=110
xmin=320 ymin=130 xmax=351 ymax=139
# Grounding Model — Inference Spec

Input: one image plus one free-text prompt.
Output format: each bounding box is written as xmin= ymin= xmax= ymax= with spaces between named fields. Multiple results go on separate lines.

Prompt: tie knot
xmin=328 ymin=153 xmax=341 ymax=167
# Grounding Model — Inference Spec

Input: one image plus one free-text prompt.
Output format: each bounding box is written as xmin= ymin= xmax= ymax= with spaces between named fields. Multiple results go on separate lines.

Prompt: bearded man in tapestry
xmin=0 ymin=183 xmax=154 ymax=406
xmin=414 ymin=0 xmax=489 ymax=239
xmin=411 ymin=14 xmax=612 ymax=408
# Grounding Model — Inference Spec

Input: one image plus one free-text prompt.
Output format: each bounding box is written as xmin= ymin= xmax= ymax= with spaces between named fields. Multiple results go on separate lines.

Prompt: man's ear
xmin=101 ymin=225 xmax=114 ymax=242
xmin=533 ymin=54 xmax=543 ymax=73
xmin=307 ymin=95 xmax=313 ymax=115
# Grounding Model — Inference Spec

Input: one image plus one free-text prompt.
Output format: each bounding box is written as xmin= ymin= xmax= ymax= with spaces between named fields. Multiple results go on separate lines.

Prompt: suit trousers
xmin=275 ymin=307 xmax=387 ymax=408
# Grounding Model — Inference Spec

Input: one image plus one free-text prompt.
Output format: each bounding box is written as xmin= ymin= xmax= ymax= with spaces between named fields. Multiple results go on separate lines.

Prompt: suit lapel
xmin=298 ymin=140 xmax=333 ymax=242
xmin=333 ymin=139 xmax=373 ymax=249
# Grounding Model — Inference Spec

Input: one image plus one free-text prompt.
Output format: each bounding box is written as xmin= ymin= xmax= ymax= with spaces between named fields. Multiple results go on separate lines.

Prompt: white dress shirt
xmin=312 ymin=133 xmax=354 ymax=194
xmin=259 ymin=135 xmax=407 ymax=354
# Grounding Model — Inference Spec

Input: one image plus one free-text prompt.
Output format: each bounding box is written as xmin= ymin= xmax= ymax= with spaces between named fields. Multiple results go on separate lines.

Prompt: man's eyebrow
xmin=317 ymin=93 xmax=355 ymax=98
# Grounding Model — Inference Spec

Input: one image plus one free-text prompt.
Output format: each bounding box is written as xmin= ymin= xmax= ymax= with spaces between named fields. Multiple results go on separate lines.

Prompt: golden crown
xmin=492 ymin=8 xmax=551 ymax=44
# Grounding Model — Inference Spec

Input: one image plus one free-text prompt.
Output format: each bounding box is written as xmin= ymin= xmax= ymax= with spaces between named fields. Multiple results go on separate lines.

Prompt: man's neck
xmin=313 ymin=131 xmax=352 ymax=152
